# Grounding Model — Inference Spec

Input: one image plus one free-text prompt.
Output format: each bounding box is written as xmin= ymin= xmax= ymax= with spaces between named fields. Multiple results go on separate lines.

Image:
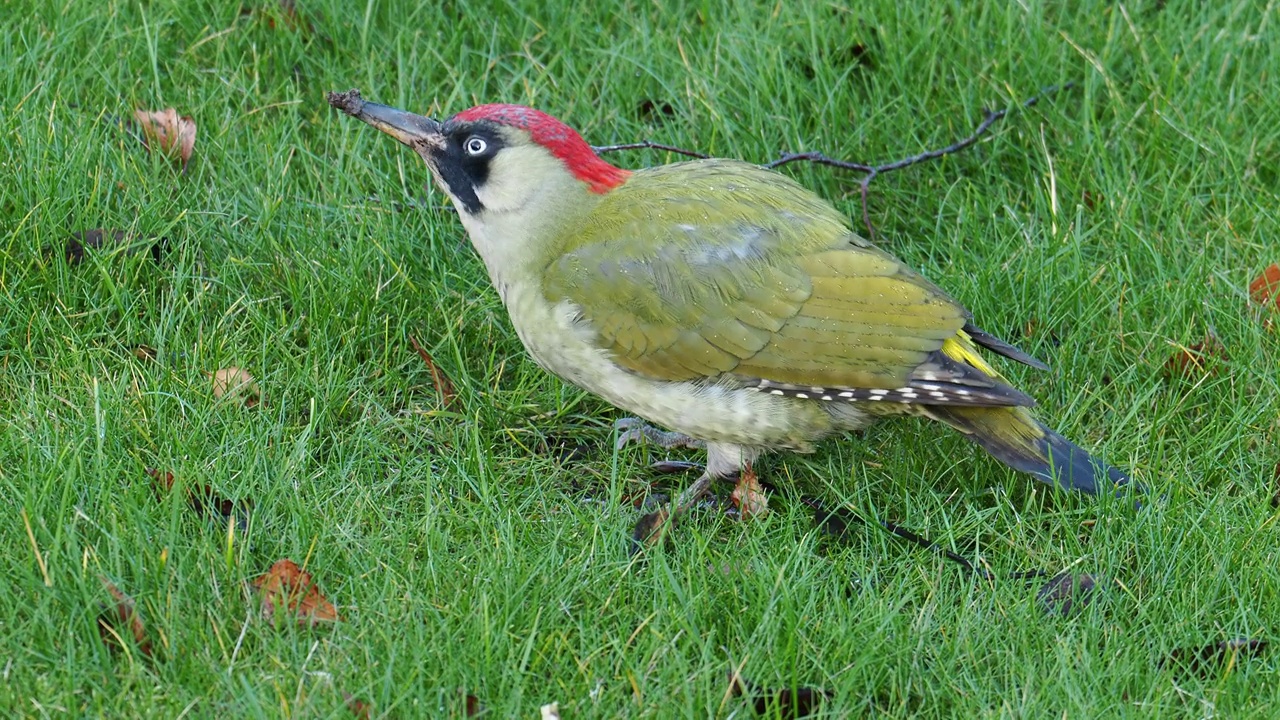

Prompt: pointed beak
xmin=327 ymin=89 xmax=442 ymax=149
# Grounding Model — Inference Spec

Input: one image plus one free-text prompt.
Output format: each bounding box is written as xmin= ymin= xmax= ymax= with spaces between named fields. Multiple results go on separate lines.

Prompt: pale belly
xmin=502 ymin=285 xmax=868 ymax=450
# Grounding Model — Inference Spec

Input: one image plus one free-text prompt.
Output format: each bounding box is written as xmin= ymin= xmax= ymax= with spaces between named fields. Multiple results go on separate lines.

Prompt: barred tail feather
xmin=927 ymin=406 xmax=1135 ymax=495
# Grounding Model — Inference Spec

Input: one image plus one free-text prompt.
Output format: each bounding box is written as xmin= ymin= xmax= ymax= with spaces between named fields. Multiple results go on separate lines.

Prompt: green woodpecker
xmin=329 ymin=89 xmax=1134 ymax=541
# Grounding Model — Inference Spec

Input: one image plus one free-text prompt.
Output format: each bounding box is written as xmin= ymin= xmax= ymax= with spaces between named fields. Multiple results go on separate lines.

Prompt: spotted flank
xmin=750 ymin=375 xmax=1035 ymax=407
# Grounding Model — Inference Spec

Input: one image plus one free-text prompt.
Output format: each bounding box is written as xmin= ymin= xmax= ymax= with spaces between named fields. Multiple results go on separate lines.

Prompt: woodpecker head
xmin=328 ymin=89 xmax=630 ymax=220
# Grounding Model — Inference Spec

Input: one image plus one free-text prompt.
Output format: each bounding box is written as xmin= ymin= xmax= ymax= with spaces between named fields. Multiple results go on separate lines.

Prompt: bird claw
xmin=648 ymin=460 xmax=702 ymax=474
xmin=628 ymin=469 xmax=725 ymax=554
xmin=629 ymin=507 xmax=673 ymax=556
xmin=613 ymin=417 xmax=706 ymax=452
xmin=730 ymin=465 xmax=769 ymax=519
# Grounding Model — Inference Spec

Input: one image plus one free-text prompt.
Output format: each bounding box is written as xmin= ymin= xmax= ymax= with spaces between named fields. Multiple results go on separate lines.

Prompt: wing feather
xmin=542 ymin=159 xmax=1034 ymax=406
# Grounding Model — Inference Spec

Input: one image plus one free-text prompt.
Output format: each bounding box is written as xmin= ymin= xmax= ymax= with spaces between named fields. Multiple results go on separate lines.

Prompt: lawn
xmin=3 ymin=0 xmax=1279 ymax=717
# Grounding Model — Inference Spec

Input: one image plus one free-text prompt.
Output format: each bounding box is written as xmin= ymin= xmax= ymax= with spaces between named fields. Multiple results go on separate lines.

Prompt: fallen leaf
xmin=1165 ymin=638 xmax=1269 ymax=676
xmin=630 ymin=507 xmax=672 ymax=555
xmin=1270 ymin=461 xmax=1280 ymax=509
xmin=1249 ymin=263 xmax=1280 ymax=309
xmin=57 ymin=229 xmax=167 ymax=265
xmin=636 ymin=98 xmax=675 ymax=124
xmin=460 ymin=690 xmax=484 ymax=716
xmin=538 ymin=435 xmax=594 ymax=464
xmin=409 ymin=335 xmax=456 ymax=409
xmin=539 ymin=703 xmax=560 ymax=720
xmin=276 ymin=0 xmax=306 ymax=28
xmin=252 ymin=559 xmax=340 ymax=627
xmin=730 ymin=464 xmax=769 ymax=519
xmin=63 ymin=228 xmax=123 ymax=264
xmin=147 ymin=467 xmax=251 ymax=532
xmin=843 ymin=41 xmax=874 ymax=69
xmin=147 ymin=467 xmax=176 ymax=494
xmin=97 ymin=576 xmax=154 ymax=657
xmin=132 ymin=344 xmax=158 ymax=362
xmin=244 ymin=0 xmax=318 ymax=33
xmin=343 ymin=692 xmax=371 ymax=719
xmin=727 ymin=670 xmax=827 ymax=718
xmin=1037 ymin=573 xmax=1103 ymax=617
xmin=1163 ymin=336 xmax=1227 ymax=380
xmin=134 ymin=108 xmax=197 ymax=173
xmin=209 ymin=367 xmax=261 ymax=408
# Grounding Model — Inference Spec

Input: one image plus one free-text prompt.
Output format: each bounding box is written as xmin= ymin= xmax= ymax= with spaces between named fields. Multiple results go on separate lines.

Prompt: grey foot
xmin=613 ymin=417 xmax=706 ymax=452
xmin=630 ymin=469 xmax=720 ymax=554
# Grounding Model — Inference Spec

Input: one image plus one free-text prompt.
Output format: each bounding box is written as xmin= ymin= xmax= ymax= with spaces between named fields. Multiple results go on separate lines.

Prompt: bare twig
xmin=595 ymin=83 xmax=1076 ymax=239
xmin=408 ymin=335 xmax=457 ymax=409
xmin=590 ymin=140 xmax=709 ymax=159
xmin=798 ymin=494 xmax=1047 ymax=583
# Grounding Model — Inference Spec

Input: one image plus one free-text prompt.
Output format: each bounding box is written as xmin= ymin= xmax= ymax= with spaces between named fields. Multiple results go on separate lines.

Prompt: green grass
xmin=3 ymin=0 xmax=1279 ymax=716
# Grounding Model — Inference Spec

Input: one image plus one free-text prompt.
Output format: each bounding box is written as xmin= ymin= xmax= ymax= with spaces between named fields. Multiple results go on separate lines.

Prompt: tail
xmin=926 ymin=405 xmax=1136 ymax=496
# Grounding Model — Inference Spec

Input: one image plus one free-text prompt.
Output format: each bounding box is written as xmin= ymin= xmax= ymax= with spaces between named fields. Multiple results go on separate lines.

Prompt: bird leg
xmin=730 ymin=463 xmax=769 ymax=518
xmin=613 ymin=417 xmax=706 ymax=451
xmin=631 ymin=469 xmax=720 ymax=552
xmin=630 ymin=443 xmax=761 ymax=553
xmin=614 ymin=417 xmax=707 ymax=473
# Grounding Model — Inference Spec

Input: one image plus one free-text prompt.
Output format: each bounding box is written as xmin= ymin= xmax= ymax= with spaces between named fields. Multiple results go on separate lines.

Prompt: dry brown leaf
xmin=252 ymin=559 xmax=340 ymax=627
xmin=147 ymin=467 xmax=176 ymax=495
xmin=343 ymin=692 xmax=372 ymax=719
xmin=132 ymin=344 xmax=158 ymax=362
xmin=1165 ymin=638 xmax=1269 ymax=676
xmin=1270 ymin=461 xmax=1280 ymax=509
xmin=134 ymin=108 xmax=197 ymax=172
xmin=462 ymin=691 xmax=484 ymax=717
xmin=1037 ymin=573 xmax=1103 ymax=617
xmin=209 ymin=367 xmax=261 ymax=408
xmin=98 ymin=576 xmax=154 ymax=657
xmin=63 ymin=229 xmax=125 ymax=264
xmin=243 ymin=0 xmax=318 ymax=32
xmin=275 ymin=0 xmax=313 ymax=30
xmin=1163 ymin=337 xmax=1227 ymax=380
xmin=730 ymin=464 xmax=769 ymax=519
xmin=409 ymin=335 xmax=457 ymax=409
xmin=55 ymin=229 xmax=169 ymax=266
xmin=1250 ymin=263 xmax=1280 ymax=310
xmin=727 ymin=669 xmax=827 ymax=718
xmin=636 ymin=98 xmax=676 ymax=124
xmin=147 ymin=467 xmax=251 ymax=532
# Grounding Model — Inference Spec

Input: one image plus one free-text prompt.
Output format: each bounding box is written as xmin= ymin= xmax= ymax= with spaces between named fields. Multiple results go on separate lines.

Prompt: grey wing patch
xmin=751 ymin=350 xmax=1035 ymax=407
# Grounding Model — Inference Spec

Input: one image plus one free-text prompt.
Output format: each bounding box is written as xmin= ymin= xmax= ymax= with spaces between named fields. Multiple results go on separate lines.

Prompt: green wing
xmin=543 ymin=159 xmax=1030 ymax=405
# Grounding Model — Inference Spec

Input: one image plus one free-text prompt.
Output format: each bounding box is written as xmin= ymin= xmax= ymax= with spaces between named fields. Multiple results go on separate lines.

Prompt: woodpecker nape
xmin=328 ymin=88 xmax=1138 ymax=549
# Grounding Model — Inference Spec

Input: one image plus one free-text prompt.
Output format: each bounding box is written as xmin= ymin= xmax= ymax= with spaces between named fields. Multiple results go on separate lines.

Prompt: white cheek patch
xmin=473 ymin=145 xmax=565 ymax=213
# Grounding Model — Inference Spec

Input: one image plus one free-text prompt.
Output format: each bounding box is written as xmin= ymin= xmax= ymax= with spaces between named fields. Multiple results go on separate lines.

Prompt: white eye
xmin=463 ymin=136 xmax=488 ymax=156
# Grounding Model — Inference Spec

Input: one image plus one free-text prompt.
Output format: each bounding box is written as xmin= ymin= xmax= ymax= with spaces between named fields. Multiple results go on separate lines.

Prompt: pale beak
xmin=328 ymin=88 xmax=442 ymax=148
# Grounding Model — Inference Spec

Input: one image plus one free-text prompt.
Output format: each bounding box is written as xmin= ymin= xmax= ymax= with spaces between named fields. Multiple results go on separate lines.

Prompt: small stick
xmin=596 ymin=83 xmax=1076 ymax=239
xmin=590 ymin=140 xmax=709 ymax=159
xmin=797 ymin=494 xmax=1047 ymax=582
xmin=408 ymin=335 xmax=457 ymax=409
